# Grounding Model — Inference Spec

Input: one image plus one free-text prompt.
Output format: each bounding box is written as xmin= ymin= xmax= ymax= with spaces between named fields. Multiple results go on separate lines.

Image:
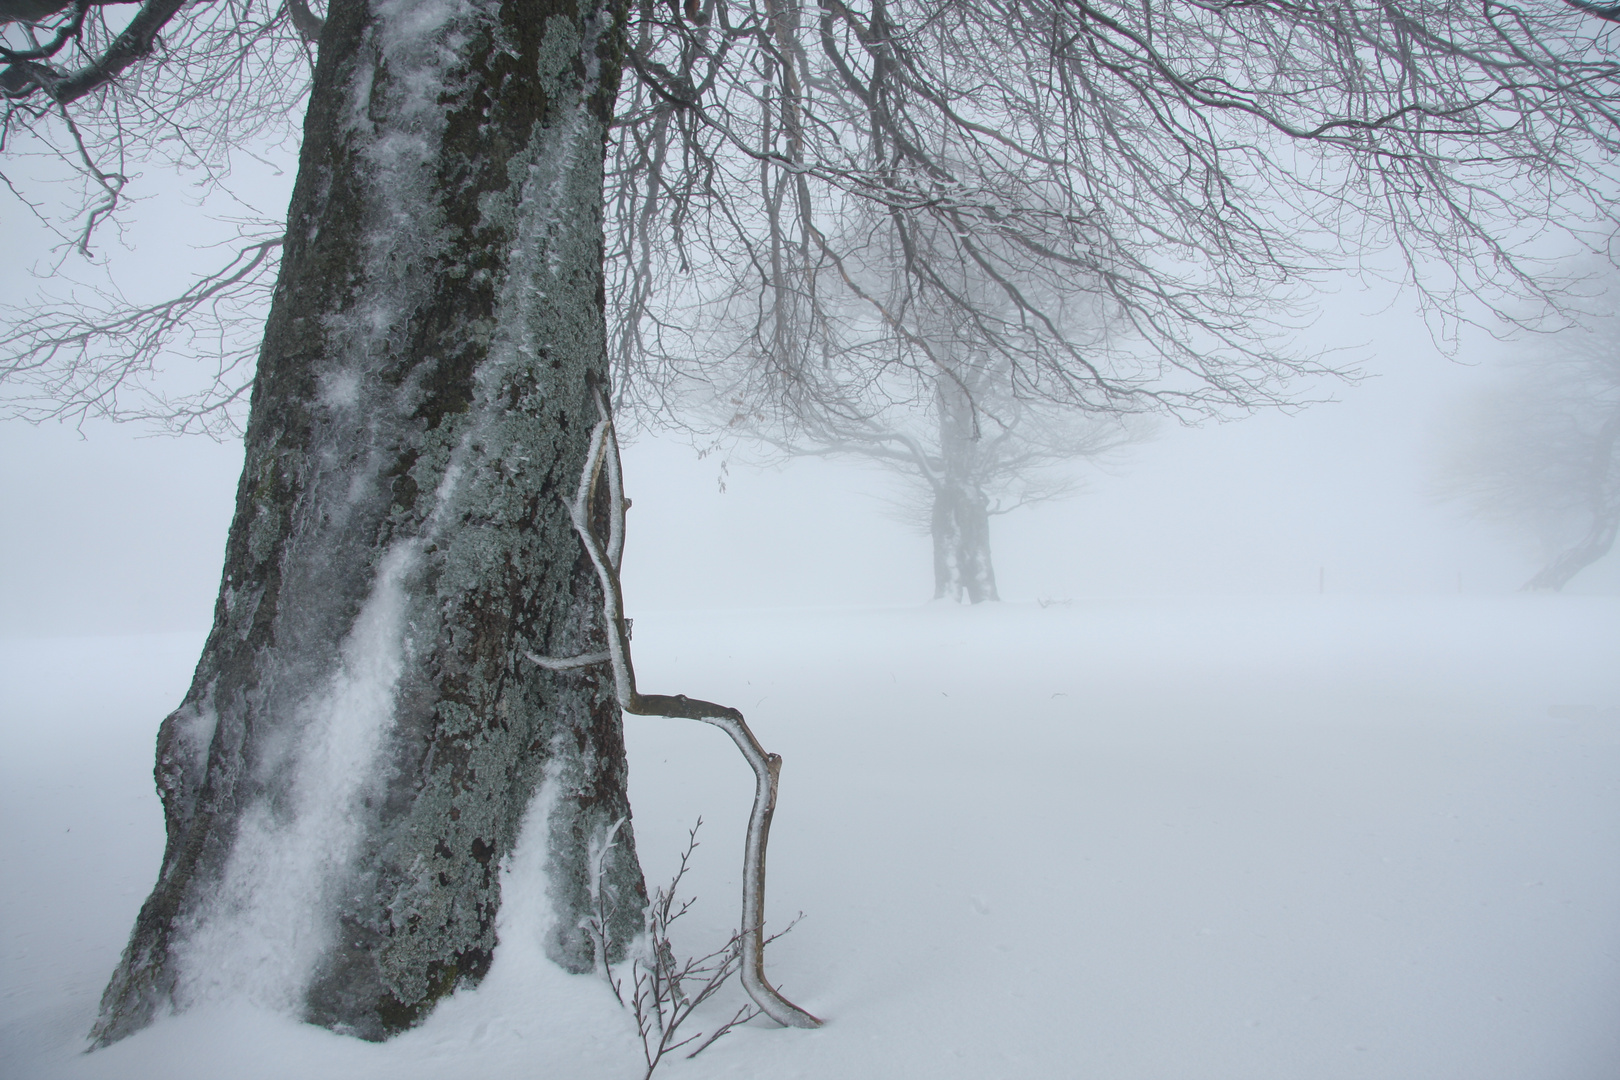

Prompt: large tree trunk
xmin=92 ymin=0 xmax=645 ymax=1047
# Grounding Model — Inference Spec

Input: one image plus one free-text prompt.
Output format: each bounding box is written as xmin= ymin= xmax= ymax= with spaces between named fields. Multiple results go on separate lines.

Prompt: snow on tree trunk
xmin=92 ymin=0 xmax=644 ymax=1046
xmin=931 ymin=378 xmax=999 ymax=604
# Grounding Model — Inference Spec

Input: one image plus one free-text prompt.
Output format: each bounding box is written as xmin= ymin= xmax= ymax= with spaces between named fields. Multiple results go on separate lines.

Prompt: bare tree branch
xmin=530 ymin=384 xmax=822 ymax=1030
xmin=0 ymin=231 xmax=281 ymax=434
xmin=1566 ymin=0 xmax=1620 ymax=26
xmin=2 ymin=0 xmax=189 ymax=104
xmin=3 ymin=0 xmax=315 ymax=257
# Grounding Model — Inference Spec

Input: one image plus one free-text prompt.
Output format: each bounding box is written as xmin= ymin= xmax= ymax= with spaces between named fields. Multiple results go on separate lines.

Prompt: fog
xmin=5 ymin=101 xmax=1610 ymax=636
xmin=3 ymin=287 xmax=1609 ymax=640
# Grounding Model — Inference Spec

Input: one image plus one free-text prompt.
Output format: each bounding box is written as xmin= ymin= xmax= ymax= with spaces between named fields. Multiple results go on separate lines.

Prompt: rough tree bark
xmin=931 ymin=379 xmax=998 ymax=604
xmin=92 ymin=0 xmax=646 ymax=1047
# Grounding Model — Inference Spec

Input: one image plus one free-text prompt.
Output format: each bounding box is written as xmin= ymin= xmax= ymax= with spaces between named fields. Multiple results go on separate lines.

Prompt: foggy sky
xmin=5 ymin=295 xmax=1606 ymax=642
xmin=3 ymin=147 xmax=1613 ymax=640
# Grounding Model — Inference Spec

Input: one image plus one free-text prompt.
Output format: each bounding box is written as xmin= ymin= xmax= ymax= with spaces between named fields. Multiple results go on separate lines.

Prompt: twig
xmin=584 ymin=819 xmax=780 ymax=1077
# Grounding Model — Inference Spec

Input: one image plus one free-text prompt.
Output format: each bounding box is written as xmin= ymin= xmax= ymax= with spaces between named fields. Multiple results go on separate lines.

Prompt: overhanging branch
xmin=1565 ymin=0 xmax=1620 ymax=24
xmin=2 ymin=0 xmax=188 ymax=103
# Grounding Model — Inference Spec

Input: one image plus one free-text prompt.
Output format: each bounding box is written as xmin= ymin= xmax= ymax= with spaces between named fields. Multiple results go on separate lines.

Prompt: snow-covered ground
xmin=3 ymin=596 xmax=1617 ymax=1080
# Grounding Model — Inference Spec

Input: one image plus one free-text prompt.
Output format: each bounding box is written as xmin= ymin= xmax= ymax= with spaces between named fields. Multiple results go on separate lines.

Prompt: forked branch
xmin=1 ymin=0 xmax=189 ymax=104
xmin=526 ymin=384 xmax=822 ymax=1031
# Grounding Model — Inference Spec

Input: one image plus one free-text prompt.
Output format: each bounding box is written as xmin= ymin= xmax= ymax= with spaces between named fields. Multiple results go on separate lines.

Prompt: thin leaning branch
xmin=527 ymin=383 xmax=823 ymax=1031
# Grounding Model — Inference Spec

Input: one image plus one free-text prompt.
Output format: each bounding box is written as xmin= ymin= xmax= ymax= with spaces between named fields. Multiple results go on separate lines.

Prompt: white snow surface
xmin=3 ymin=597 xmax=1617 ymax=1079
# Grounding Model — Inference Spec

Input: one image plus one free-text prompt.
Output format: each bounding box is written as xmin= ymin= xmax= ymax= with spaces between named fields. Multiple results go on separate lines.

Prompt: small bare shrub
xmin=587 ymin=820 xmax=800 ymax=1079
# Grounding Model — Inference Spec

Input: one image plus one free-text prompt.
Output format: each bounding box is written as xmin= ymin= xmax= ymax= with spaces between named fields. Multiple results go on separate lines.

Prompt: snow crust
xmin=3 ymin=596 xmax=1617 ymax=1079
xmin=174 ymin=542 xmax=420 ymax=1010
xmin=349 ymin=0 xmax=472 ymax=283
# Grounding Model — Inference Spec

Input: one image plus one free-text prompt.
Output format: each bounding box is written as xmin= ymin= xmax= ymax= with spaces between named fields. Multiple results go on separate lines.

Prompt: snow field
xmin=2 ymin=596 xmax=1617 ymax=1079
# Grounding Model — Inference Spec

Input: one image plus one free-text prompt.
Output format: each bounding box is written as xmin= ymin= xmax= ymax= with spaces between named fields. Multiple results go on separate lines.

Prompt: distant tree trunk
xmin=931 ymin=481 xmax=999 ymax=602
xmin=931 ymin=377 xmax=999 ymax=603
xmin=92 ymin=0 xmax=645 ymax=1047
xmin=1523 ymin=406 xmax=1619 ymax=592
xmin=1524 ymin=506 xmax=1619 ymax=590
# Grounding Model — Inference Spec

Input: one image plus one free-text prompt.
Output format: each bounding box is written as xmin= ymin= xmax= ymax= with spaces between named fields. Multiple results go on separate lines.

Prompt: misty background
xmin=5 ymin=291 xmax=1605 ymax=640
xmin=3 ymin=126 xmax=1613 ymax=637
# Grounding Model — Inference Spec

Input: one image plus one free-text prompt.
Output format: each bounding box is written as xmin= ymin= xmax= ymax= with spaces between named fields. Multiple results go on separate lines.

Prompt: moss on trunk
xmin=93 ymin=0 xmax=644 ymax=1046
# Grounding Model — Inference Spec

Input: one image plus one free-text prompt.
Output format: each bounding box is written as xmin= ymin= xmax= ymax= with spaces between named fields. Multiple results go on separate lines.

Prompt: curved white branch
xmin=532 ymin=383 xmax=823 ymax=1030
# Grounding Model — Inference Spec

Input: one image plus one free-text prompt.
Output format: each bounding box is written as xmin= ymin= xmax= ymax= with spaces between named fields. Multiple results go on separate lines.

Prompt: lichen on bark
xmin=93 ymin=0 xmax=644 ymax=1047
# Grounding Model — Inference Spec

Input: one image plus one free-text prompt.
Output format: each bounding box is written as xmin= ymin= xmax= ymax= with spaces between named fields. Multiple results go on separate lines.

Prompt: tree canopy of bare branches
xmin=2 ymin=0 xmax=314 ymax=430
xmin=6 ymin=0 xmax=1620 ymax=437
xmin=608 ymin=0 xmax=1620 ymax=436
xmin=2 ymin=0 xmax=316 ymax=236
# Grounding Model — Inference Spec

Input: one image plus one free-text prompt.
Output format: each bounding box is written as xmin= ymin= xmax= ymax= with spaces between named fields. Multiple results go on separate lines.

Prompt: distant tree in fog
xmin=699 ymin=215 xmax=1145 ymax=603
xmin=1437 ymin=306 xmax=1620 ymax=591
xmin=724 ymin=339 xmax=1142 ymax=603
xmin=603 ymin=0 xmax=1620 ymax=602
